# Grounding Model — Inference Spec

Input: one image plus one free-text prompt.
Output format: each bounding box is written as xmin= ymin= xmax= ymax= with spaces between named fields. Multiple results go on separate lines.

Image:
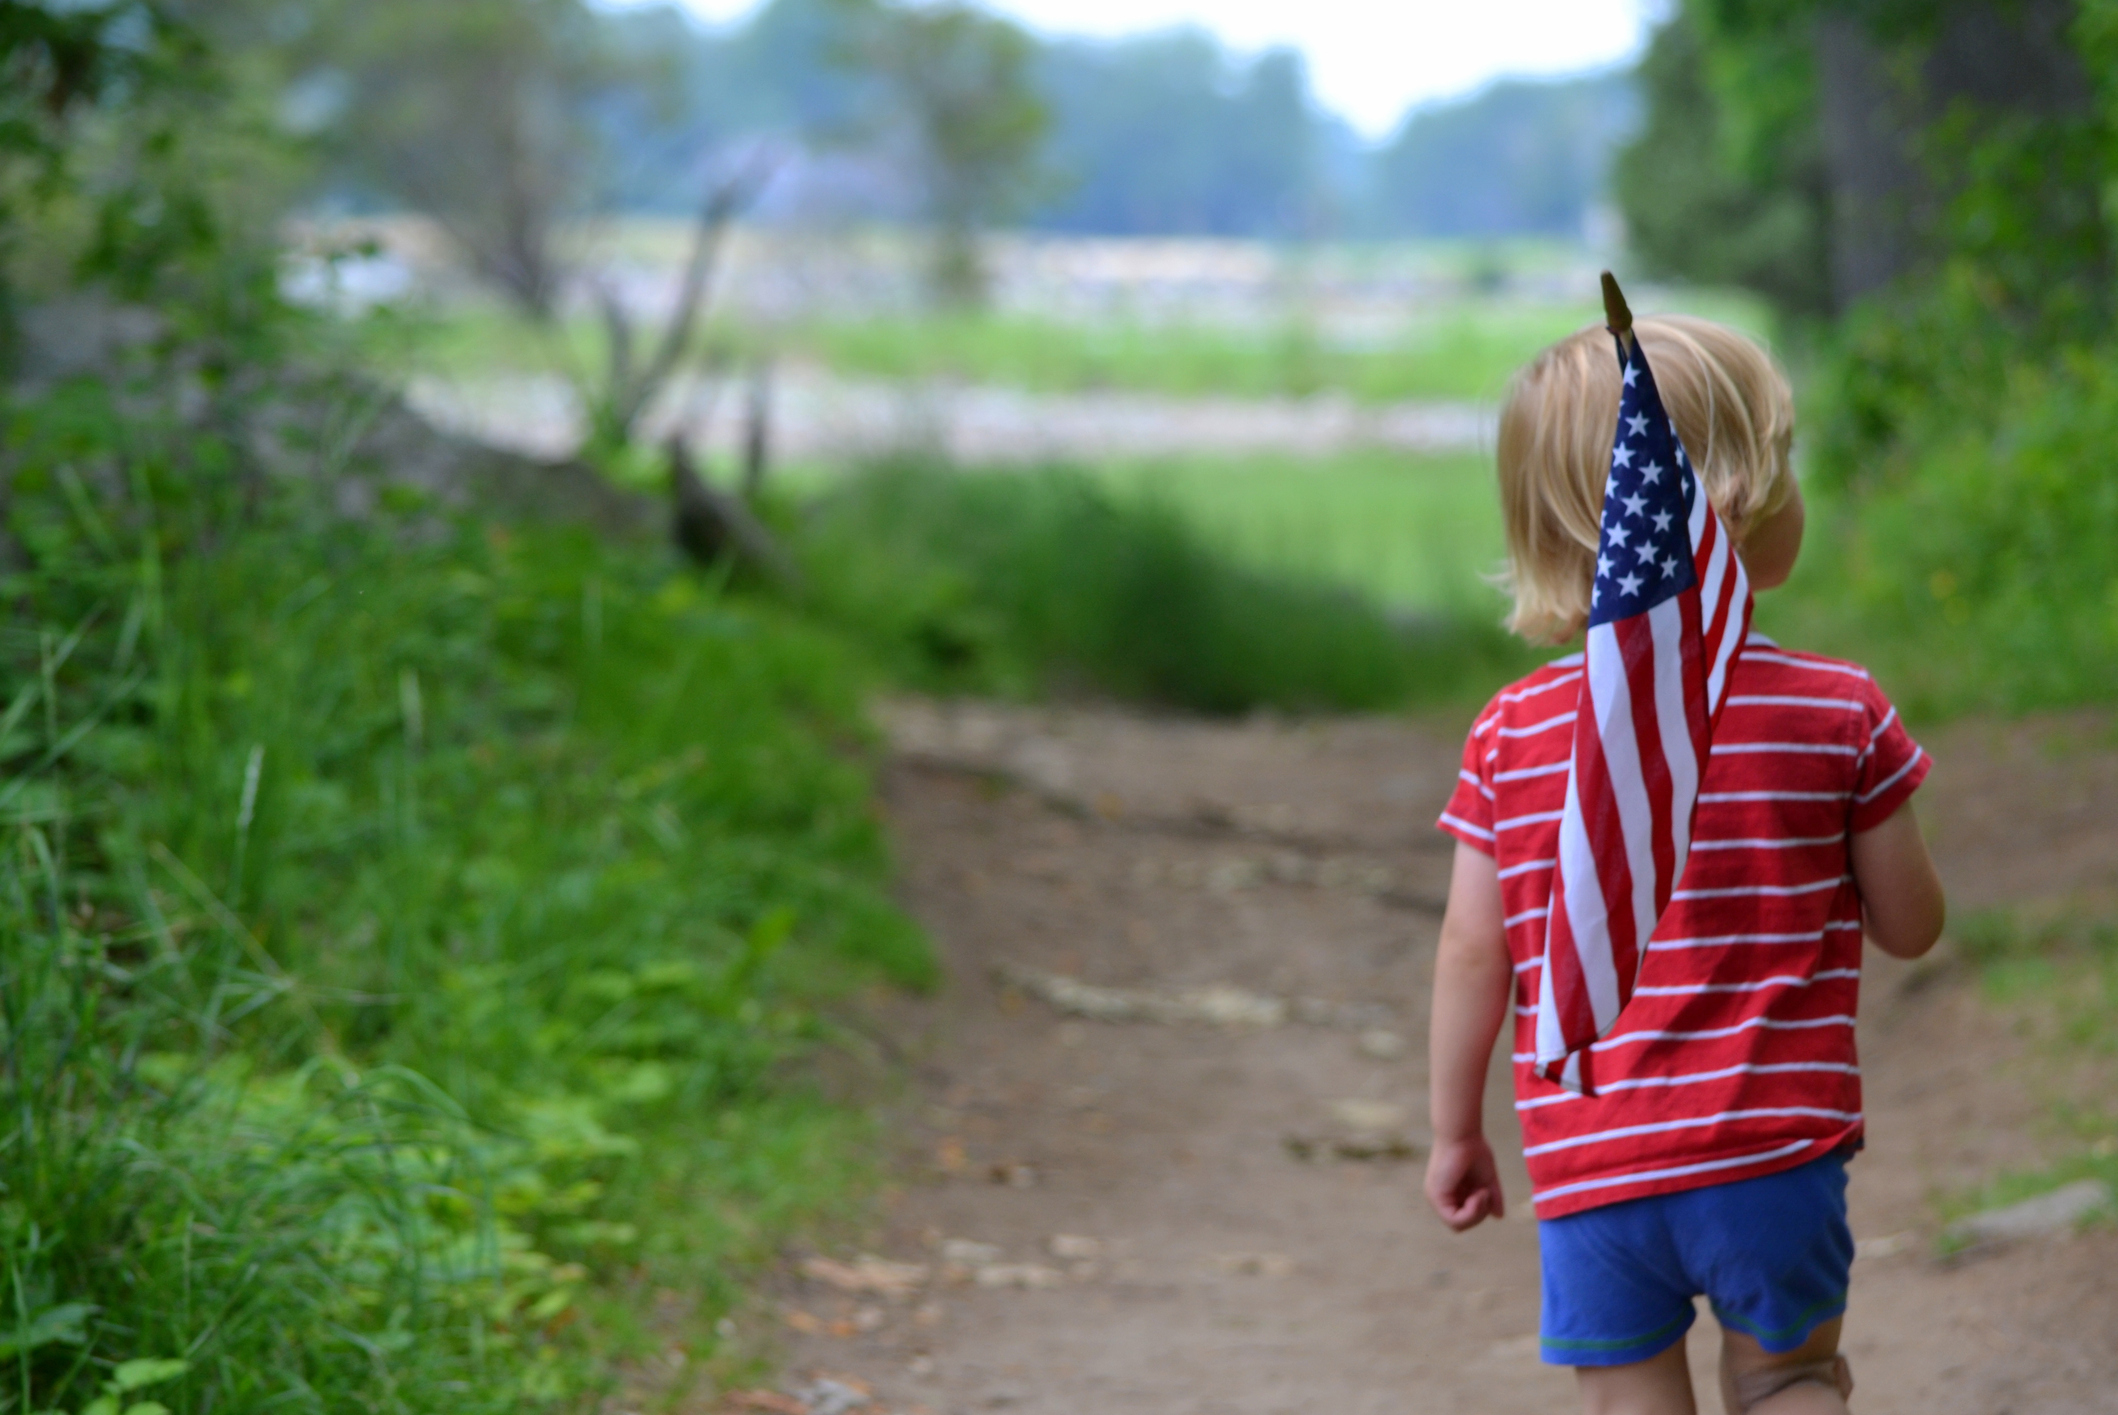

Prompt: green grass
xmin=375 ymin=286 xmax=1775 ymax=408
xmin=1087 ymin=450 xmax=1510 ymax=617
xmin=0 ymin=378 xmax=931 ymax=1412
xmin=794 ymin=461 xmax=1532 ymax=713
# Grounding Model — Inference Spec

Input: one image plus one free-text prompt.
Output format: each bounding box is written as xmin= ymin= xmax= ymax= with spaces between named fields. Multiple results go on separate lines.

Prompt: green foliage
xmin=297 ymin=0 xmax=633 ymax=321
xmin=1770 ymin=348 xmax=2118 ymax=715
xmin=0 ymin=373 xmax=930 ymax=1412
xmin=1610 ymin=8 xmax=1833 ymax=317
xmin=797 ymin=462 xmax=1527 ymax=714
xmin=834 ymin=0 xmax=1050 ymax=304
xmin=772 ymin=302 xmax=1618 ymax=405
xmin=1089 ymin=450 xmax=1514 ymax=617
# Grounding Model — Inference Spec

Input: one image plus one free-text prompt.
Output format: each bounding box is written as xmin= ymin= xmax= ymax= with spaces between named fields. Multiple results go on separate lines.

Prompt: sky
xmin=651 ymin=0 xmax=1656 ymax=139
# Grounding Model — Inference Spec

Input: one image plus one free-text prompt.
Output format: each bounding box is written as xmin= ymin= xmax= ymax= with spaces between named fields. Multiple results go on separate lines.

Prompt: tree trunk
xmin=1812 ymin=0 xmax=2097 ymax=308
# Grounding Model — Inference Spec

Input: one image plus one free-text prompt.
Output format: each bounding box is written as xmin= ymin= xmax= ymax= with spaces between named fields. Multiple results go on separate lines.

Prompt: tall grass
xmin=0 ymin=380 xmax=930 ymax=1411
xmin=797 ymin=462 xmax=1530 ymax=713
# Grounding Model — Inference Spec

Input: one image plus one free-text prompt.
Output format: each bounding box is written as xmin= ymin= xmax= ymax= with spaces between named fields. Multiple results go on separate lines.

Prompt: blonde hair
xmin=1496 ymin=315 xmax=1797 ymax=644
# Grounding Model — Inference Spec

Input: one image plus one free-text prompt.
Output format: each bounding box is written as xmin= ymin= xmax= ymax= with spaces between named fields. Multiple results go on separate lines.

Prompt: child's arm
xmin=1424 ymin=841 xmax=1514 ymax=1231
xmin=1851 ymin=799 xmax=1945 ymax=959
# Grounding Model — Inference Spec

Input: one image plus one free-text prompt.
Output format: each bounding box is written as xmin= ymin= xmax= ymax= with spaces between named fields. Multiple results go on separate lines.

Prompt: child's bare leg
xmin=1575 ymin=1336 xmax=1697 ymax=1415
xmin=1718 ymin=1318 xmax=1851 ymax=1414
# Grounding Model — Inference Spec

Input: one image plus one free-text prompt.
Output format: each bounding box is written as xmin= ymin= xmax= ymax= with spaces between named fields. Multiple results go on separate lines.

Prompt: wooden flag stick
xmin=1601 ymin=270 xmax=1635 ymax=354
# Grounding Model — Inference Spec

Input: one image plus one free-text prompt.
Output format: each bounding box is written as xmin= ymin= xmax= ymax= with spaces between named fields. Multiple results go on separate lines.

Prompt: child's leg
xmin=1718 ymin=1317 xmax=1851 ymax=1415
xmin=1574 ymin=1338 xmax=1697 ymax=1415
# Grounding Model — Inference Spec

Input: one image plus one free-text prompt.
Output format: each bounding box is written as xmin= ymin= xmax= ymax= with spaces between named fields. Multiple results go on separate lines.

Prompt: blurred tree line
xmin=371 ymin=0 xmax=1634 ymax=247
xmin=1614 ymin=0 xmax=2118 ymax=710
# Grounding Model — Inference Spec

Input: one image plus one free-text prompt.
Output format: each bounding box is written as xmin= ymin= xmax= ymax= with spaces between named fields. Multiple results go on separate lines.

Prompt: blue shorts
xmin=1538 ymin=1151 xmax=1853 ymax=1367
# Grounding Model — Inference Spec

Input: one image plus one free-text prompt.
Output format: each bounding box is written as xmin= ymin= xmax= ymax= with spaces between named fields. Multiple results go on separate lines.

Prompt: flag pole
xmin=1601 ymin=269 xmax=1635 ymax=358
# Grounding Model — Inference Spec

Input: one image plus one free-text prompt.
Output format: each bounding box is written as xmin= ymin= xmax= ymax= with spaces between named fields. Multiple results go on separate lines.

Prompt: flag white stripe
xmin=1700 ymin=790 xmax=1849 ymax=803
xmin=1587 ymin=622 xmax=1650 ymax=1033
xmin=1589 ymin=621 xmax=1658 ymax=1031
xmin=1704 ymin=530 xmax=1748 ymax=708
xmin=1523 ymin=1107 xmax=1862 ymax=1158
xmin=1532 ymin=1140 xmax=1820 ymax=1203
xmin=1515 ymin=1060 xmax=1861 ymax=1110
xmin=1538 ymin=727 xmax=1608 ymax=1069
xmin=1649 ymin=596 xmax=1698 ymax=876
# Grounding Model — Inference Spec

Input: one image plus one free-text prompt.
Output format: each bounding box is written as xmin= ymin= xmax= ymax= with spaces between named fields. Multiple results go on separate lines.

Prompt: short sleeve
xmin=1437 ymin=701 xmax=1500 ymax=854
xmin=1851 ymin=680 xmax=1929 ymax=832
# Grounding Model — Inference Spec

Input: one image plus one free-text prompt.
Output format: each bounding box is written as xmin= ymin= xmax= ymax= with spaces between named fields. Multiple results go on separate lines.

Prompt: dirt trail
xmin=760 ymin=701 xmax=2118 ymax=1415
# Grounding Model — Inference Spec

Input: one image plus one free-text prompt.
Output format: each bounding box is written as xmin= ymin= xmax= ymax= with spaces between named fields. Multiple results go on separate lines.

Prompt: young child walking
xmin=1424 ymin=308 xmax=1946 ymax=1414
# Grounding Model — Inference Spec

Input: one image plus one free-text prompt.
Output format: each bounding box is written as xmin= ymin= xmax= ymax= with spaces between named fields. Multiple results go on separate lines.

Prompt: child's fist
xmin=1425 ymin=1136 xmax=1506 ymax=1231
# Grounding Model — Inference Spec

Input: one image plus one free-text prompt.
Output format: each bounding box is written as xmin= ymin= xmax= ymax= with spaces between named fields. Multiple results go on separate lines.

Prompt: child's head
xmin=1495 ymin=315 xmax=1800 ymax=644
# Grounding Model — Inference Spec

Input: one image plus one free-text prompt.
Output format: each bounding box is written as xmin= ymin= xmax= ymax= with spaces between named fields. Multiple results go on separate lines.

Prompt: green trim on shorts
xmin=1540 ymin=1310 xmax=1694 ymax=1353
xmin=1710 ymin=1288 xmax=1848 ymax=1347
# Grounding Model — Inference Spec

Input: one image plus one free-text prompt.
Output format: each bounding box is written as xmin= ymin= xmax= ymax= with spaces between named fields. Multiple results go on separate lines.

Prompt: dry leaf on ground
xmin=801 ymin=1255 xmax=930 ymax=1298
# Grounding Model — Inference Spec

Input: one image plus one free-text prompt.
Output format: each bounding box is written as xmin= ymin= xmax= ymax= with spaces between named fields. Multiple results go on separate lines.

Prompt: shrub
xmin=798 ymin=462 xmax=1524 ymax=714
xmin=0 ymin=378 xmax=930 ymax=1412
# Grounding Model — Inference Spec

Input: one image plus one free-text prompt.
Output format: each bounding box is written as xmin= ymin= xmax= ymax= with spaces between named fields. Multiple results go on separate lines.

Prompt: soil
xmin=752 ymin=699 xmax=2118 ymax=1415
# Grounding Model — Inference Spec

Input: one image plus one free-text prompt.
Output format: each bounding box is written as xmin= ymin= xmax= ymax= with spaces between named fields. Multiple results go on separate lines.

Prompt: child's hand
xmin=1425 ymin=1135 xmax=1506 ymax=1231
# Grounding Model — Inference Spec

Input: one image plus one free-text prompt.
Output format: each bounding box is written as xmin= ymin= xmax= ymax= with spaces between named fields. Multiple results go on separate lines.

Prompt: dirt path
xmin=756 ymin=701 xmax=2118 ymax=1415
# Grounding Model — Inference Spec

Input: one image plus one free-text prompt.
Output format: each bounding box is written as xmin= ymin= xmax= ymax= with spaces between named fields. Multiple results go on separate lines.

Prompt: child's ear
xmin=1738 ymin=489 xmax=1806 ymax=590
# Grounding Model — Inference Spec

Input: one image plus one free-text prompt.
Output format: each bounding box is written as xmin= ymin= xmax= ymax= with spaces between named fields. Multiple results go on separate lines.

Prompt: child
xmin=1424 ymin=315 xmax=1946 ymax=1414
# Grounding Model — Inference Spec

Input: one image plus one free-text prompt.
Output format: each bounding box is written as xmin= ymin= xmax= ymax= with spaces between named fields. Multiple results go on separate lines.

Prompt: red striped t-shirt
xmin=1438 ymin=636 xmax=1929 ymax=1218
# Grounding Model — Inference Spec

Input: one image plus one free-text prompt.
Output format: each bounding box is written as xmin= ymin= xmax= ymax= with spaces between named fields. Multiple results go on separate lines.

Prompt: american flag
xmin=1532 ymin=320 xmax=1754 ymax=1095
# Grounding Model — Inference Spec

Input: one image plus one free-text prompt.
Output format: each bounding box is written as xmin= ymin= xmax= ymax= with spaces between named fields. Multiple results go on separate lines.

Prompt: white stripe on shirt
xmin=1495 ymin=760 xmax=1571 ymax=783
xmin=1647 ymin=921 xmax=1861 ymax=951
xmin=1516 ymin=1060 xmax=1862 ymax=1110
xmin=1522 ymin=1107 xmax=1863 ymax=1158
xmin=1711 ymin=742 xmax=1860 ymax=757
xmin=1672 ymin=875 xmax=1849 ymax=901
xmin=1532 ymin=1140 xmax=1820 ymax=1204
xmin=1632 ymin=968 xmax=1860 ymax=997
xmin=1856 ymin=748 xmax=1926 ymax=805
xmin=1739 ymin=651 xmax=1868 ymax=679
xmin=1501 ymin=671 xmax=1582 ymax=704
xmin=1499 ymin=711 xmax=1577 ymax=739
xmin=1725 ymin=695 xmax=1865 ymax=711
xmin=1511 ymin=1013 xmax=1857 ymax=1061
xmin=1438 ymin=811 xmax=1494 ymax=842
xmin=1690 ymin=835 xmax=1844 ymax=851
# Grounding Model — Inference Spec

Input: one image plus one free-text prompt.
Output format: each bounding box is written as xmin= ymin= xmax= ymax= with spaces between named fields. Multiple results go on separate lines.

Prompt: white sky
xmin=650 ymin=0 xmax=1657 ymax=139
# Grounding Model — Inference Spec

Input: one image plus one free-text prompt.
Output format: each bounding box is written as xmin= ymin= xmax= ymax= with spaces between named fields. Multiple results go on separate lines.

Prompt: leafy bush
xmin=797 ymin=462 xmax=1527 ymax=713
xmin=1771 ymin=347 xmax=2118 ymax=715
xmin=0 ymin=378 xmax=929 ymax=1412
